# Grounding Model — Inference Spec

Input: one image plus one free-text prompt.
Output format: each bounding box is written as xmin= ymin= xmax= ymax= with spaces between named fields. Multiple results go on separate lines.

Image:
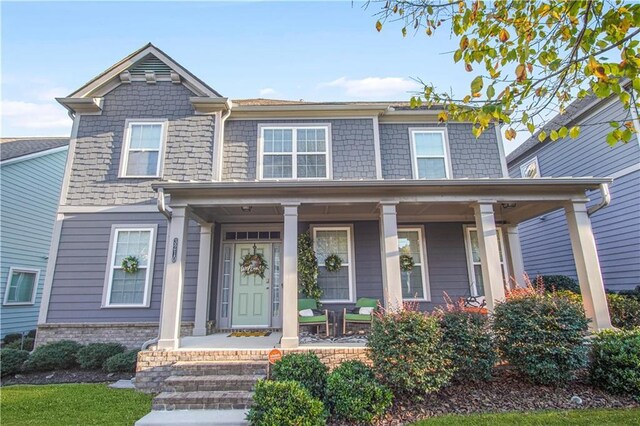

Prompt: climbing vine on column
xmin=298 ymin=231 xmax=322 ymax=303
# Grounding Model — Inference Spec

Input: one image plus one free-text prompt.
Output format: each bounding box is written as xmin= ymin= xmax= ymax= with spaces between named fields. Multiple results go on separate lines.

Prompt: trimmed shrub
xmin=493 ymin=289 xmax=589 ymax=385
xmin=271 ymin=352 xmax=328 ymax=399
xmin=246 ymin=380 xmax=326 ymax=426
xmin=76 ymin=343 xmax=126 ymax=370
xmin=618 ymin=286 xmax=640 ymax=300
xmin=3 ymin=333 xmax=23 ymax=345
xmin=104 ymin=349 xmax=139 ymax=373
xmin=4 ymin=337 xmax=35 ymax=352
xmin=440 ymin=310 xmax=497 ymax=381
xmin=590 ymin=328 xmax=640 ymax=399
xmin=539 ymin=275 xmax=580 ymax=293
xmin=607 ymin=293 xmax=640 ymax=329
xmin=24 ymin=340 xmax=83 ymax=372
xmin=0 ymin=349 xmax=29 ymax=376
xmin=368 ymin=308 xmax=453 ymax=397
xmin=325 ymin=360 xmax=393 ymax=424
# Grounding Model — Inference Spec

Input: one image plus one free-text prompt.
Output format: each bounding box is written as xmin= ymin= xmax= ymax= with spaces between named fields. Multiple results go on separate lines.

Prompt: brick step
xmin=153 ymin=391 xmax=254 ymax=411
xmin=164 ymin=375 xmax=263 ymax=392
xmin=172 ymin=361 xmax=268 ymax=377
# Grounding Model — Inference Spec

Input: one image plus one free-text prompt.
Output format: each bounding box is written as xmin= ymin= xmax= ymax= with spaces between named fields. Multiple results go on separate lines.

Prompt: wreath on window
xmin=324 ymin=254 xmax=343 ymax=272
xmin=240 ymin=246 xmax=269 ymax=279
xmin=400 ymin=254 xmax=415 ymax=272
xmin=121 ymin=256 xmax=140 ymax=274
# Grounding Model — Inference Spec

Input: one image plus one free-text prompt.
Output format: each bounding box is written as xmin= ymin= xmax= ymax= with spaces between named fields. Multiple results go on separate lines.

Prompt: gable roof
xmin=65 ymin=43 xmax=222 ymax=100
xmin=0 ymin=137 xmax=69 ymax=162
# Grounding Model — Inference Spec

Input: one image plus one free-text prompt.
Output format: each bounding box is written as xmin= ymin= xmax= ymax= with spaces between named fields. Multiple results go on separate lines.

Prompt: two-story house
xmin=36 ymin=44 xmax=612 ymax=360
xmin=507 ymin=94 xmax=640 ymax=292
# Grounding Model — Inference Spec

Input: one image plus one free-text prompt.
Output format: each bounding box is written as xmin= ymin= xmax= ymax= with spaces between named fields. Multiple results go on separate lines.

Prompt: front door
xmin=232 ymin=243 xmax=271 ymax=327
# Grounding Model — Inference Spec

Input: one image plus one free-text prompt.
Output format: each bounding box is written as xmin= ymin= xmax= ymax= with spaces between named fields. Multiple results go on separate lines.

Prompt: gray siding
xmin=67 ymin=81 xmax=215 ymax=206
xmin=380 ymin=123 xmax=503 ymax=179
xmin=222 ymin=119 xmax=377 ymax=181
xmin=45 ymin=212 xmax=200 ymax=323
xmin=0 ymin=149 xmax=68 ymax=337
xmin=509 ymin=99 xmax=640 ymax=291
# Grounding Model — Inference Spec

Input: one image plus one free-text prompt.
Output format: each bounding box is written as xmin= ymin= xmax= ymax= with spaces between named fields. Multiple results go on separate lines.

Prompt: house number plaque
xmin=172 ymin=238 xmax=178 ymax=263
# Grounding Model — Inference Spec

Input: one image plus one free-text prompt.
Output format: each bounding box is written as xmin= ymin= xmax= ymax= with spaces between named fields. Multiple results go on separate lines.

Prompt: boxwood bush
xmin=24 ymin=340 xmax=83 ymax=372
xmin=539 ymin=275 xmax=580 ymax=293
xmin=271 ymin=352 xmax=328 ymax=399
xmin=0 ymin=349 xmax=29 ymax=376
xmin=368 ymin=308 xmax=453 ymax=397
xmin=246 ymin=380 xmax=326 ymax=426
xmin=76 ymin=343 xmax=126 ymax=370
xmin=440 ymin=310 xmax=497 ymax=382
xmin=104 ymin=349 xmax=139 ymax=373
xmin=4 ymin=337 xmax=35 ymax=352
xmin=493 ymin=290 xmax=589 ymax=385
xmin=590 ymin=328 xmax=640 ymax=399
xmin=325 ymin=360 xmax=393 ymax=424
xmin=607 ymin=293 xmax=640 ymax=329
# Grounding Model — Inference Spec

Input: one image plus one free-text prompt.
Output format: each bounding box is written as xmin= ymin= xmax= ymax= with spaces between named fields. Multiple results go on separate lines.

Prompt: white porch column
xmin=473 ymin=202 xmax=506 ymax=311
xmin=281 ymin=204 xmax=299 ymax=348
xmin=193 ymin=223 xmax=213 ymax=337
xmin=379 ymin=202 xmax=403 ymax=310
xmin=565 ymin=202 xmax=612 ymax=330
xmin=157 ymin=206 xmax=190 ymax=350
xmin=506 ymin=225 xmax=525 ymax=287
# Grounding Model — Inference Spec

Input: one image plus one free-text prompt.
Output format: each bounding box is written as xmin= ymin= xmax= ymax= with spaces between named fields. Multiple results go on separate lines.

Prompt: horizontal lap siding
xmin=509 ymin=99 xmax=640 ymax=290
xmin=0 ymin=150 xmax=67 ymax=336
xmin=46 ymin=212 xmax=200 ymax=323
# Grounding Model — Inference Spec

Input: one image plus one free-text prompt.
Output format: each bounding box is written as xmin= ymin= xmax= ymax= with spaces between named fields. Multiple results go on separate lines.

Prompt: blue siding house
xmin=0 ymin=138 xmax=68 ymax=338
xmin=507 ymin=95 xmax=640 ymax=292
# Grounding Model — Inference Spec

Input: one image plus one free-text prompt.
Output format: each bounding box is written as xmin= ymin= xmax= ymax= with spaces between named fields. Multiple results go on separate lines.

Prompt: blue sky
xmin=1 ymin=1 xmax=526 ymax=153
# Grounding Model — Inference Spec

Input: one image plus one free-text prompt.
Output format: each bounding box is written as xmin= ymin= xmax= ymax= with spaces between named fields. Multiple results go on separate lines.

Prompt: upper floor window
xmin=259 ymin=125 xmax=331 ymax=180
xmin=120 ymin=120 xmax=166 ymax=178
xmin=4 ymin=268 xmax=39 ymax=305
xmin=520 ymin=156 xmax=540 ymax=178
xmin=409 ymin=128 xmax=451 ymax=179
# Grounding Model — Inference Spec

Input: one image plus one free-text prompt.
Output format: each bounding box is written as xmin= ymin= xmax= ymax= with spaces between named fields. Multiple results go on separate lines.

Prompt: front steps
xmin=136 ymin=361 xmax=267 ymax=425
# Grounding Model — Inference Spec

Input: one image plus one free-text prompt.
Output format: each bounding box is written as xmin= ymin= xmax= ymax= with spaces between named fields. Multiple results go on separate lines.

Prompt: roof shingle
xmin=0 ymin=137 xmax=69 ymax=162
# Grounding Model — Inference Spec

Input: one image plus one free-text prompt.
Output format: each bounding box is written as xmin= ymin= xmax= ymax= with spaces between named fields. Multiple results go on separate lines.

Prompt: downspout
xmin=215 ymin=102 xmax=232 ymax=181
xmin=587 ymin=183 xmax=611 ymax=216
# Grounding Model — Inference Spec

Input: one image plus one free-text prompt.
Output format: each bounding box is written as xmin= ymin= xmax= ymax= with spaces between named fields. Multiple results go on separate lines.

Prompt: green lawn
xmin=0 ymin=384 xmax=153 ymax=426
xmin=411 ymin=408 xmax=640 ymax=426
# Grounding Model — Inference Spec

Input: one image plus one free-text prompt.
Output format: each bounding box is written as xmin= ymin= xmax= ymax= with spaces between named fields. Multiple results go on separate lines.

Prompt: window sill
xmin=118 ymin=175 xmax=161 ymax=179
xmin=101 ymin=304 xmax=150 ymax=309
xmin=3 ymin=301 xmax=35 ymax=306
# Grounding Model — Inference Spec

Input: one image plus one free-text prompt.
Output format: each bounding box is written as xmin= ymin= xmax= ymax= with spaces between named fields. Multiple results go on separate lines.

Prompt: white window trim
xmin=102 ymin=224 xmax=158 ymax=308
xmin=311 ymin=225 xmax=356 ymax=303
xmin=257 ymin=123 xmax=333 ymax=180
xmin=408 ymin=127 xmax=453 ymax=179
xmin=398 ymin=226 xmax=432 ymax=302
xmin=463 ymin=225 xmax=510 ymax=297
xmin=519 ymin=156 xmax=541 ymax=178
xmin=3 ymin=267 xmax=39 ymax=306
xmin=119 ymin=119 xmax=168 ymax=178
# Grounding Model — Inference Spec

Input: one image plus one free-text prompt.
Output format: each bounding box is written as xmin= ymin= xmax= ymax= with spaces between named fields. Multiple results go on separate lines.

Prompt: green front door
xmin=232 ymin=243 xmax=271 ymax=327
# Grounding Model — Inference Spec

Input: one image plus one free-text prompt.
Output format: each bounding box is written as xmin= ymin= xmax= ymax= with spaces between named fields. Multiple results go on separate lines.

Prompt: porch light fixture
xmin=241 ymin=205 xmax=253 ymax=213
xmin=501 ymin=203 xmax=516 ymax=209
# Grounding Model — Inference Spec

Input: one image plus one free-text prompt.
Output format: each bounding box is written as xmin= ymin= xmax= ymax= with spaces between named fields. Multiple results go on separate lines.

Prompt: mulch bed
xmin=1 ymin=370 xmax=134 ymax=386
xmin=331 ymin=366 xmax=639 ymax=425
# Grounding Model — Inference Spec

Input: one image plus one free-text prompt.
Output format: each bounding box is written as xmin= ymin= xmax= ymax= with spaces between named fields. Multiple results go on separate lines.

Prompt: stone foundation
xmin=35 ymin=322 xmax=194 ymax=349
xmin=136 ymin=347 xmax=370 ymax=393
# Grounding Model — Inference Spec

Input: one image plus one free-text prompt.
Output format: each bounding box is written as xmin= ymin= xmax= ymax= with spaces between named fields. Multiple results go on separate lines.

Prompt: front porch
xmin=151 ymin=179 xmax=614 ymax=352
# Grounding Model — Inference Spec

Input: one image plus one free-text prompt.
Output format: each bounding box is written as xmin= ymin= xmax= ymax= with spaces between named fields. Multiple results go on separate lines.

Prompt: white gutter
xmin=157 ymin=187 xmax=172 ymax=219
xmin=587 ymin=183 xmax=611 ymax=216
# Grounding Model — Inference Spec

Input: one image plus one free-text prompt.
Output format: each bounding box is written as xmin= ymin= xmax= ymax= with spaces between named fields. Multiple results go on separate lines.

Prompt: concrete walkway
xmin=135 ymin=409 xmax=248 ymax=426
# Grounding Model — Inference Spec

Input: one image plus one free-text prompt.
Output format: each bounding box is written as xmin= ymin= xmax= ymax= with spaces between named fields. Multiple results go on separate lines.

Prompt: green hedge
xmin=247 ymin=380 xmax=326 ymax=426
xmin=607 ymin=293 xmax=640 ymax=329
xmin=271 ymin=352 xmax=328 ymax=399
xmin=24 ymin=341 xmax=83 ymax=372
xmin=1 ymin=349 xmax=29 ymax=376
xmin=76 ymin=343 xmax=126 ymax=370
xmin=538 ymin=275 xmax=580 ymax=293
xmin=590 ymin=328 xmax=640 ymax=399
xmin=325 ymin=360 xmax=393 ymax=424
xmin=104 ymin=350 xmax=139 ymax=373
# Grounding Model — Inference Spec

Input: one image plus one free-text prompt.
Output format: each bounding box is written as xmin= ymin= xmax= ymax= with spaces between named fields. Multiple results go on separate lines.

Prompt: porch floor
xmin=178 ymin=332 xmax=367 ymax=350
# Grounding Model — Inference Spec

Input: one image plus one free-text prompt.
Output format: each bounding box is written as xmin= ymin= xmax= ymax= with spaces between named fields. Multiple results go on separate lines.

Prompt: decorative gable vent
xmin=128 ymin=54 xmax=173 ymax=79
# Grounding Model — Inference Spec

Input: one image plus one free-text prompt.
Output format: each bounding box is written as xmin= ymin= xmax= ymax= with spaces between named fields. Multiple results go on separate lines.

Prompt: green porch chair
xmin=343 ymin=297 xmax=379 ymax=334
xmin=298 ymin=299 xmax=330 ymax=337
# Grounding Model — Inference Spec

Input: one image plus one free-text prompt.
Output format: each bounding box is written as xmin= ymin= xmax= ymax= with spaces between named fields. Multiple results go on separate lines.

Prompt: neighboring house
xmin=36 ymin=43 xmax=613 ymax=353
xmin=507 ymin=95 xmax=640 ymax=292
xmin=0 ymin=138 xmax=69 ymax=338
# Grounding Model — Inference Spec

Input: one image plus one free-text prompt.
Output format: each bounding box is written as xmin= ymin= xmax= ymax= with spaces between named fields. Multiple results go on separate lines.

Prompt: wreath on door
xmin=240 ymin=245 xmax=269 ymax=279
xmin=121 ymin=256 xmax=140 ymax=274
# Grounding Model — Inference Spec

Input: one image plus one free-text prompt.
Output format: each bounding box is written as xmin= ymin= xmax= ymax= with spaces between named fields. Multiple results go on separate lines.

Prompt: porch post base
xmin=280 ymin=336 xmax=299 ymax=349
xmin=191 ymin=327 xmax=207 ymax=337
xmin=156 ymin=338 xmax=179 ymax=350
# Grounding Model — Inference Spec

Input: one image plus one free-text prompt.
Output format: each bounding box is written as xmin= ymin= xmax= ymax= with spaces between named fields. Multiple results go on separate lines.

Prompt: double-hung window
xmin=409 ymin=128 xmax=451 ymax=179
xmin=398 ymin=228 xmax=430 ymax=300
xmin=260 ymin=125 xmax=330 ymax=179
xmin=120 ymin=120 xmax=166 ymax=178
xmin=520 ymin=156 xmax=540 ymax=178
xmin=104 ymin=226 xmax=157 ymax=307
xmin=313 ymin=226 xmax=354 ymax=302
xmin=3 ymin=268 xmax=39 ymax=305
xmin=464 ymin=226 xmax=509 ymax=297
